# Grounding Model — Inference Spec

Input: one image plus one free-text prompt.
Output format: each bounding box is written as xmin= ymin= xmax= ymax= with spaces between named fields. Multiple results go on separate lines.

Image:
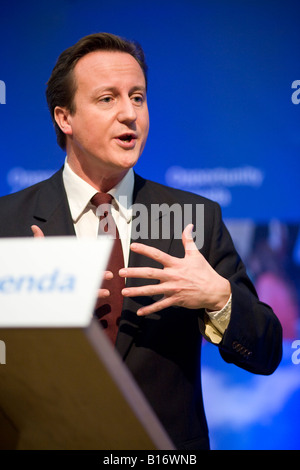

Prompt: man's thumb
xmin=182 ymin=224 xmax=198 ymax=254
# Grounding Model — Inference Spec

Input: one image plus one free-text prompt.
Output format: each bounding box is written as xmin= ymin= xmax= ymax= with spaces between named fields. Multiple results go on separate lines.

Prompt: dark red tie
xmin=91 ymin=193 xmax=125 ymax=344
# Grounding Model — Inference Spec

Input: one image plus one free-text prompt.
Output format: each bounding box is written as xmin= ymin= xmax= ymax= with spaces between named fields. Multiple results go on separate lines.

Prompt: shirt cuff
xmin=204 ymin=294 xmax=232 ymax=340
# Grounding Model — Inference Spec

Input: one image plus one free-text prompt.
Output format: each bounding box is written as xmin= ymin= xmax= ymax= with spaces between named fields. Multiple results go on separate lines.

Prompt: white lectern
xmin=0 ymin=238 xmax=174 ymax=450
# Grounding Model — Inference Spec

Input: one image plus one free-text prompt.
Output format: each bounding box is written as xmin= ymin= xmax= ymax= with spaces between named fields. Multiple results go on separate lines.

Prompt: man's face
xmin=59 ymin=50 xmax=149 ymax=181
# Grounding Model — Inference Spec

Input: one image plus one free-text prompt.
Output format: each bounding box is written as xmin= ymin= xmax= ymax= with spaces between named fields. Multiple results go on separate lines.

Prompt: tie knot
xmin=91 ymin=192 xmax=113 ymax=208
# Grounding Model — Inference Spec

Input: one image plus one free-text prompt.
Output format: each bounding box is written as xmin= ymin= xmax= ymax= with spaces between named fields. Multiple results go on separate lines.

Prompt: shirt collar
xmin=62 ymin=158 xmax=134 ymax=223
xmin=109 ymin=167 xmax=134 ymax=223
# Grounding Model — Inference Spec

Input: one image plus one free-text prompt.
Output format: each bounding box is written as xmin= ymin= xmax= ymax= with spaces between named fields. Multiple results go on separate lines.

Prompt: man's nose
xmin=117 ymin=98 xmax=137 ymax=124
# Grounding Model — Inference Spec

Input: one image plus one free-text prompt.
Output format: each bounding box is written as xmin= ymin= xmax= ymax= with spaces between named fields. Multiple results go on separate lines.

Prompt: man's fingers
xmin=97 ymin=271 xmax=114 ymax=298
xmin=122 ymin=282 xmax=168 ymax=298
xmin=136 ymin=295 xmax=175 ymax=316
xmin=31 ymin=225 xmax=45 ymax=237
xmin=130 ymin=242 xmax=174 ymax=267
xmin=97 ymin=288 xmax=111 ymax=298
xmin=119 ymin=266 xmax=168 ymax=281
xmin=103 ymin=270 xmax=113 ymax=281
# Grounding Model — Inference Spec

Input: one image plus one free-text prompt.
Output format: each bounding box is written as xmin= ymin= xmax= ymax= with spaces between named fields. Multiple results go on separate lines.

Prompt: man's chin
xmin=115 ymin=152 xmax=141 ymax=171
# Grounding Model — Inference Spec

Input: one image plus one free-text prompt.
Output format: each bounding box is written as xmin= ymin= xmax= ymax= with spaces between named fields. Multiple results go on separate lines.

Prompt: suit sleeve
xmin=198 ymin=202 xmax=283 ymax=375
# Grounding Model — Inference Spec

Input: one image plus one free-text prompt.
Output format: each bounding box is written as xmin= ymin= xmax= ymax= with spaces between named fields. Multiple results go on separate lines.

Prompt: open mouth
xmin=117 ymin=133 xmax=137 ymax=143
xmin=114 ymin=133 xmax=138 ymax=149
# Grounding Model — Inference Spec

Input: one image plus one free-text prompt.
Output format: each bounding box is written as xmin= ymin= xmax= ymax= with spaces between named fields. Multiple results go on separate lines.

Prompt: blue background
xmin=1 ymin=0 xmax=299 ymax=450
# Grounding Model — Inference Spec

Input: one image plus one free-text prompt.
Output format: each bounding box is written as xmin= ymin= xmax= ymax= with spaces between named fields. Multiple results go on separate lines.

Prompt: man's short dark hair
xmin=46 ymin=32 xmax=148 ymax=151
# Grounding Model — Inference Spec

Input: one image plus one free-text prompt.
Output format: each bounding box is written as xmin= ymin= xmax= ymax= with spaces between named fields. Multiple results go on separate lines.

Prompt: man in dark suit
xmin=0 ymin=33 xmax=282 ymax=450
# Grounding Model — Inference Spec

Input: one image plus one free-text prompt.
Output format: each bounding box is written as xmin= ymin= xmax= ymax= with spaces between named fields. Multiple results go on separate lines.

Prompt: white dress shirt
xmin=62 ymin=159 xmax=231 ymax=342
xmin=63 ymin=159 xmax=133 ymax=267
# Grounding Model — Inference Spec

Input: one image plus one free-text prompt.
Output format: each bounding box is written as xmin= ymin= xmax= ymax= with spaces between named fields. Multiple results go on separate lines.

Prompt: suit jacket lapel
xmin=116 ymin=174 xmax=174 ymax=358
xmin=32 ymin=168 xmax=75 ymax=236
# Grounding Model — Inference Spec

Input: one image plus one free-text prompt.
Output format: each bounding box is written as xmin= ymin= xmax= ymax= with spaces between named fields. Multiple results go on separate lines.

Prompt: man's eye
xmin=100 ymin=96 xmax=113 ymax=103
xmin=132 ymin=95 xmax=144 ymax=105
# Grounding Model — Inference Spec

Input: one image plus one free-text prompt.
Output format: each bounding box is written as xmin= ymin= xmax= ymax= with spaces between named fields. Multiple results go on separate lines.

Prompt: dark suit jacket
xmin=0 ymin=168 xmax=282 ymax=450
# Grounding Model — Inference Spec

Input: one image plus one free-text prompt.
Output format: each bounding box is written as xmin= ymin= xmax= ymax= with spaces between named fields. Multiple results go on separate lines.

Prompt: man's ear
xmin=54 ymin=106 xmax=73 ymax=136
